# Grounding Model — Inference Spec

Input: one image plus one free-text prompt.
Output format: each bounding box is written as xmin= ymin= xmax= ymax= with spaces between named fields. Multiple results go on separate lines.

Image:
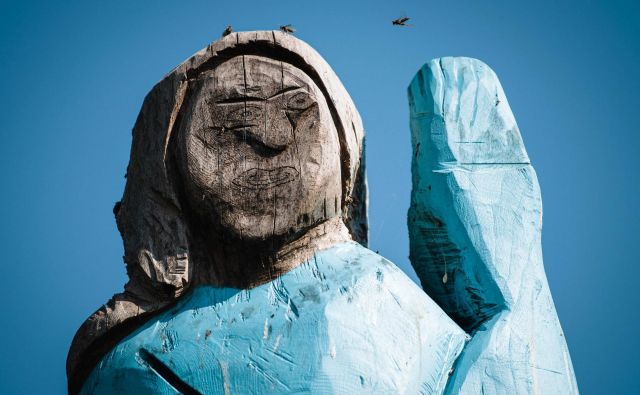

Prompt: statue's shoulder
xmin=81 ymin=242 xmax=467 ymax=394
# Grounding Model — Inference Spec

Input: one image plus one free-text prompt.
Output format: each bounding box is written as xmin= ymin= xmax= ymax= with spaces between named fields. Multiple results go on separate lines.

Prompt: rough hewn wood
xmin=173 ymin=54 xmax=345 ymax=286
xmin=67 ymin=31 xmax=368 ymax=394
xmin=79 ymin=242 xmax=467 ymax=395
xmin=68 ymin=32 xmax=576 ymax=395
xmin=408 ymin=57 xmax=578 ymax=394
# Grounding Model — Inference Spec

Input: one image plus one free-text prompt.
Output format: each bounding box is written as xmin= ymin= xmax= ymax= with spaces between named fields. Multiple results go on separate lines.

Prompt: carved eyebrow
xmin=267 ymin=85 xmax=303 ymax=99
xmin=215 ymin=96 xmax=263 ymax=104
xmin=214 ymin=86 xmax=304 ymax=104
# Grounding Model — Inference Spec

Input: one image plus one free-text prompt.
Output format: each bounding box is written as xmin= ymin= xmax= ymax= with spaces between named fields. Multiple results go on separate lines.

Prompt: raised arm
xmin=408 ymin=57 xmax=578 ymax=394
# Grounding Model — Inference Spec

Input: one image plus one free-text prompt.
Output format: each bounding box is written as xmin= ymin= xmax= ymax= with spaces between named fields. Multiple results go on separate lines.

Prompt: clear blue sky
xmin=1 ymin=0 xmax=638 ymax=393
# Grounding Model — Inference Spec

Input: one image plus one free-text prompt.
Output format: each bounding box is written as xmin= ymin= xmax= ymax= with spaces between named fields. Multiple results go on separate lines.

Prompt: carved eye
xmin=286 ymin=92 xmax=314 ymax=110
xmin=227 ymin=105 xmax=263 ymax=123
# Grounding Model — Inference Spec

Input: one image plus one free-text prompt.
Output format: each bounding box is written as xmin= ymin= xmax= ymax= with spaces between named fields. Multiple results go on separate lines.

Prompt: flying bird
xmin=392 ymin=17 xmax=411 ymax=26
xmin=222 ymin=25 xmax=233 ymax=37
xmin=280 ymin=24 xmax=296 ymax=34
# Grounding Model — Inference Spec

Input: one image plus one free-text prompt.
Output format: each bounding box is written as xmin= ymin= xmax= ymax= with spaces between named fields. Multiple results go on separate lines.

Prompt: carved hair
xmin=67 ymin=31 xmax=367 ymax=393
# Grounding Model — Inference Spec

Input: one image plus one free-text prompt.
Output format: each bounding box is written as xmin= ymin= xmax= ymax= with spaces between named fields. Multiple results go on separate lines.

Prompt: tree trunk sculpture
xmin=67 ymin=31 xmax=578 ymax=395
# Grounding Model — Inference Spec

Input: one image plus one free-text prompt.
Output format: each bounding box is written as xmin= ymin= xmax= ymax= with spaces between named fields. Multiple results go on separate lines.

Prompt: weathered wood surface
xmin=67 ymin=30 xmax=368 ymax=394
xmin=174 ymin=55 xmax=344 ymax=285
xmin=68 ymin=31 xmax=577 ymax=395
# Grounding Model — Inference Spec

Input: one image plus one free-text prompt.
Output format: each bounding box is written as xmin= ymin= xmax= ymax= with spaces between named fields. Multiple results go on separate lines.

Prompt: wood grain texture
xmin=66 ymin=31 xmax=577 ymax=395
xmin=67 ymin=31 xmax=367 ymax=394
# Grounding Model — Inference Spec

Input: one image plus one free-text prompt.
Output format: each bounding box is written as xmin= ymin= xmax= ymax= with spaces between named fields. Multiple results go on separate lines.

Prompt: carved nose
xmin=262 ymin=109 xmax=294 ymax=150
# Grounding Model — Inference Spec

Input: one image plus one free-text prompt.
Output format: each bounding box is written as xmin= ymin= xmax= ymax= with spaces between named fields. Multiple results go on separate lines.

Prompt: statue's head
xmin=117 ymin=31 xmax=367 ymax=295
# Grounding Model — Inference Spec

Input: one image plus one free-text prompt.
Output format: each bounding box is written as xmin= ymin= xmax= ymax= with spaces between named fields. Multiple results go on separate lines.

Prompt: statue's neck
xmin=195 ymin=217 xmax=352 ymax=288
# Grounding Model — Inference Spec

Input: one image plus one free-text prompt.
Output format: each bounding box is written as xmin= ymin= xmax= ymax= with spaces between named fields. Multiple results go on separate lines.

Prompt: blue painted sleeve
xmin=407 ymin=57 xmax=578 ymax=394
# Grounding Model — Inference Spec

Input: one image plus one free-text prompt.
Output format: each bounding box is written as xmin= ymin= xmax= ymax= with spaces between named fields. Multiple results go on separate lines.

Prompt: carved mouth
xmin=232 ymin=167 xmax=299 ymax=190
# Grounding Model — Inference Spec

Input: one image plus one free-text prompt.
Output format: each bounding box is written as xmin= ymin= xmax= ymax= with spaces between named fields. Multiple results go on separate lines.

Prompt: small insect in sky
xmin=280 ymin=24 xmax=296 ymax=34
xmin=222 ymin=25 xmax=233 ymax=37
xmin=392 ymin=17 xmax=411 ymax=26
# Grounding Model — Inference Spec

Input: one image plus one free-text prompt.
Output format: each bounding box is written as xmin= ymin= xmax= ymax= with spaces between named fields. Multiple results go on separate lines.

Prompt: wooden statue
xmin=67 ymin=31 xmax=577 ymax=394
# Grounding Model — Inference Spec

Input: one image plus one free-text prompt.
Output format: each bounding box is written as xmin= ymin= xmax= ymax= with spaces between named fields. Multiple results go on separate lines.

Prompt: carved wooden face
xmin=176 ymin=55 xmax=342 ymax=240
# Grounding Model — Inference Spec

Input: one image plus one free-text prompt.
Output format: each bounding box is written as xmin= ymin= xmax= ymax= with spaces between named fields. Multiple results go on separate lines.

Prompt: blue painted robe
xmin=81 ymin=242 xmax=467 ymax=394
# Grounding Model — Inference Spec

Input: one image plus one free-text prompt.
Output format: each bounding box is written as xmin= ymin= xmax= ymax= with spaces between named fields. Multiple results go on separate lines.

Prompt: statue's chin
xmin=198 ymin=193 xmax=337 ymax=246
xmin=215 ymin=213 xmax=303 ymax=244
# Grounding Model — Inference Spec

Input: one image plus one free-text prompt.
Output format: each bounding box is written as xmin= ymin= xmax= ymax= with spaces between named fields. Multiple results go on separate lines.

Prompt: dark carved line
xmin=67 ymin=299 xmax=178 ymax=395
xmin=216 ymin=96 xmax=264 ymax=104
xmin=215 ymin=86 xmax=303 ymax=102
xmin=139 ymin=348 xmax=202 ymax=395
